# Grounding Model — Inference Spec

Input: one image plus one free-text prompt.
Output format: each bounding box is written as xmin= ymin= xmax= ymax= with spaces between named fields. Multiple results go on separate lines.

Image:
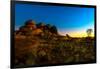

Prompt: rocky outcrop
xmin=15 ymin=20 xmax=58 ymax=36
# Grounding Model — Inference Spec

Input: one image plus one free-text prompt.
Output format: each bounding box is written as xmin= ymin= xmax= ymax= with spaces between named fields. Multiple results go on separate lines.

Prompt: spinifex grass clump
xmin=15 ymin=20 xmax=95 ymax=67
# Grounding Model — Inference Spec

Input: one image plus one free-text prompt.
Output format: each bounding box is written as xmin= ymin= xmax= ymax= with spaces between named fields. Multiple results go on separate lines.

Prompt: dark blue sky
xmin=15 ymin=3 xmax=94 ymax=36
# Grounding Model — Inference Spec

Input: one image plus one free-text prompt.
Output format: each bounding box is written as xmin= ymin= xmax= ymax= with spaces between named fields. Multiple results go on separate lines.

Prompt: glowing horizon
xmin=15 ymin=3 xmax=95 ymax=38
xmin=58 ymin=22 xmax=94 ymax=37
xmin=59 ymin=31 xmax=94 ymax=37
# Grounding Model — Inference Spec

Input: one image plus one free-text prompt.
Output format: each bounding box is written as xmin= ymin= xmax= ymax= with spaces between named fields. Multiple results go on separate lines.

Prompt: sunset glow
xmin=15 ymin=3 xmax=95 ymax=37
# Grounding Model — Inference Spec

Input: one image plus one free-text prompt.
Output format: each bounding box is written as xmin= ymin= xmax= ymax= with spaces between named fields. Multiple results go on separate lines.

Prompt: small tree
xmin=86 ymin=29 xmax=93 ymax=37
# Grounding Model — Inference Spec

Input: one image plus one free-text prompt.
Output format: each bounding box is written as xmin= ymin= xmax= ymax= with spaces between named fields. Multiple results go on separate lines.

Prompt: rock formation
xmin=15 ymin=20 xmax=58 ymax=37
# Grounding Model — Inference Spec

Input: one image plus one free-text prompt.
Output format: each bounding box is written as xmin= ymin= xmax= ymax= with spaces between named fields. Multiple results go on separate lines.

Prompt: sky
xmin=15 ymin=3 xmax=95 ymax=37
